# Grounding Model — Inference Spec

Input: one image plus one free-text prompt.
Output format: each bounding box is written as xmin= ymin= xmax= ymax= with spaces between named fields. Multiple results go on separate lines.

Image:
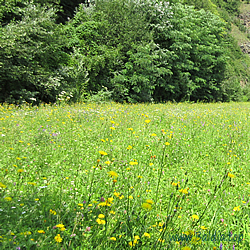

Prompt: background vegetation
xmin=1 ymin=0 xmax=250 ymax=104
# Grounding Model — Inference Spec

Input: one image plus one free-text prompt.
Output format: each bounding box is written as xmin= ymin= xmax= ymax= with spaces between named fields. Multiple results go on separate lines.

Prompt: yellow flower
xmin=201 ymin=226 xmax=207 ymax=230
xmin=179 ymin=188 xmax=188 ymax=194
xmin=110 ymin=127 xmax=115 ymax=130
xmin=146 ymin=199 xmax=154 ymax=204
xmin=0 ymin=182 xmax=6 ymax=189
xmin=181 ymin=247 xmax=191 ymax=250
xmin=96 ymin=218 xmax=106 ymax=225
xmin=145 ymin=120 xmax=151 ymax=123
xmin=98 ymin=214 xmax=105 ymax=219
xmin=50 ymin=209 xmax=56 ymax=215
xmin=54 ymin=234 xmax=62 ymax=243
xmin=17 ymin=169 xmax=24 ymax=173
xmin=228 ymin=173 xmax=235 ymax=178
xmin=105 ymin=161 xmax=111 ymax=165
xmin=110 ymin=211 xmax=115 ymax=215
xmin=192 ymin=215 xmax=199 ymax=220
xmin=99 ymin=150 xmax=108 ymax=156
xmin=151 ymin=133 xmax=157 ymax=136
xmin=56 ymin=224 xmax=65 ymax=229
xmin=110 ymin=237 xmax=116 ymax=241
xmin=37 ymin=230 xmax=45 ymax=234
xmin=108 ymin=171 xmax=118 ymax=179
xmin=142 ymin=203 xmax=152 ymax=211
xmin=128 ymin=128 xmax=133 ymax=131
xmin=144 ymin=232 xmax=150 ymax=238
xmin=149 ymin=163 xmax=153 ymax=166
xmin=4 ymin=197 xmax=12 ymax=201
xmin=165 ymin=142 xmax=170 ymax=146
xmin=78 ymin=203 xmax=83 ymax=207
xmin=129 ymin=196 xmax=133 ymax=199
xmin=127 ymin=145 xmax=133 ymax=150
xmin=233 ymin=206 xmax=240 ymax=211
xmin=172 ymin=182 xmax=180 ymax=186
xmin=129 ymin=161 xmax=138 ymax=165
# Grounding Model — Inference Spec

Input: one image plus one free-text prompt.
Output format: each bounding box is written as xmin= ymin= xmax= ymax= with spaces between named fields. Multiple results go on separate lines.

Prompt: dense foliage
xmin=0 ymin=0 xmax=250 ymax=103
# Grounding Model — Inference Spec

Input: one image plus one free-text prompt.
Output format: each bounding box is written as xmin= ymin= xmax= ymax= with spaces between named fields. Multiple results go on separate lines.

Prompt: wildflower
xmin=99 ymin=151 xmax=108 ymax=156
xmin=105 ymin=161 xmax=111 ymax=165
xmin=145 ymin=120 xmax=151 ymax=123
xmin=37 ymin=230 xmax=45 ymax=234
xmin=54 ymin=234 xmax=62 ymax=243
xmin=179 ymin=188 xmax=188 ymax=194
xmin=110 ymin=237 xmax=116 ymax=241
xmin=17 ymin=169 xmax=24 ymax=173
xmin=181 ymin=247 xmax=191 ymax=250
xmin=129 ymin=161 xmax=138 ymax=165
xmin=96 ymin=218 xmax=105 ymax=225
xmin=98 ymin=214 xmax=105 ymax=219
xmin=151 ymin=133 xmax=157 ymax=136
xmin=144 ymin=232 xmax=150 ymax=238
xmin=4 ymin=197 xmax=12 ymax=201
xmin=192 ymin=214 xmax=199 ymax=220
xmin=127 ymin=145 xmax=133 ymax=150
xmin=110 ymin=211 xmax=115 ymax=215
xmin=201 ymin=226 xmax=207 ymax=230
xmin=165 ymin=142 xmax=170 ymax=145
xmin=0 ymin=182 xmax=6 ymax=189
xmin=142 ymin=203 xmax=152 ymax=211
xmin=108 ymin=171 xmax=118 ymax=179
xmin=233 ymin=206 xmax=240 ymax=211
xmin=228 ymin=173 xmax=235 ymax=178
xmin=146 ymin=199 xmax=154 ymax=204
xmin=56 ymin=224 xmax=65 ymax=229
xmin=220 ymin=219 xmax=224 ymax=223
xmin=78 ymin=204 xmax=83 ymax=207
xmin=128 ymin=128 xmax=133 ymax=131
xmin=129 ymin=196 xmax=133 ymax=199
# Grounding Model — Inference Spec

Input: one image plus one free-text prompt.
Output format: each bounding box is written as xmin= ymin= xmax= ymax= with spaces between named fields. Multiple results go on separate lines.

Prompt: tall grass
xmin=0 ymin=102 xmax=249 ymax=249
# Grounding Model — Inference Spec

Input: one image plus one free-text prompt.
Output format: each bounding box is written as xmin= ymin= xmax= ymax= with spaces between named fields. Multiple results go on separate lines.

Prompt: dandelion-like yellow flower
xmin=17 ymin=169 xmax=24 ymax=173
xmin=99 ymin=151 xmax=108 ymax=156
xmin=192 ymin=215 xmax=199 ymax=220
xmin=233 ymin=206 xmax=240 ymax=211
xmin=129 ymin=161 xmax=138 ymax=165
xmin=142 ymin=203 xmax=152 ymax=211
xmin=181 ymin=247 xmax=191 ymax=250
xmin=98 ymin=214 xmax=105 ymax=219
xmin=165 ymin=142 xmax=170 ymax=146
xmin=54 ymin=234 xmax=62 ymax=243
xmin=0 ymin=182 xmax=6 ymax=189
xmin=4 ymin=197 xmax=12 ymax=201
xmin=228 ymin=173 xmax=235 ymax=178
xmin=108 ymin=171 xmax=118 ymax=179
xmin=146 ymin=199 xmax=154 ymax=204
xmin=151 ymin=133 xmax=157 ymax=136
xmin=179 ymin=188 xmax=188 ymax=194
xmin=145 ymin=120 xmax=151 ymax=123
xmin=37 ymin=230 xmax=45 ymax=234
xmin=144 ymin=232 xmax=150 ymax=238
xmin=127 ymin=145 xmax=133 ymax=150
xmin=96 ymin=218 xmax=106 ymax=225
xmin=110 ymin=237 xmax=116 ymax=241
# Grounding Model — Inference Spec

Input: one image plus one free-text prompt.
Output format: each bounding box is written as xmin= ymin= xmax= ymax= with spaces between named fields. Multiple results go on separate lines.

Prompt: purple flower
xmin=220 ymin=243 xmax=223 ymax=250
xmin=233 ymin=244 xmax=235 ymax=250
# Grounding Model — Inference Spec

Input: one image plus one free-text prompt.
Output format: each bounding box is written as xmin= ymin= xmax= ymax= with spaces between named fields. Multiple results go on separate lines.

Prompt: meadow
xmin=0 ymin=102 xmax=250 ymax=250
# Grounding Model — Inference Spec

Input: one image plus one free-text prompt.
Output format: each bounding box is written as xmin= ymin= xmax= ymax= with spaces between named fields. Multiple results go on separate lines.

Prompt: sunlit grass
xmin=0 ymin=102 xmax=250 ymax=249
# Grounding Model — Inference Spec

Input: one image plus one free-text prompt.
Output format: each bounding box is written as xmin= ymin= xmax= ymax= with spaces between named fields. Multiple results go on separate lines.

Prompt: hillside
xmin=238 ymin=3 xmax=250 ymax=54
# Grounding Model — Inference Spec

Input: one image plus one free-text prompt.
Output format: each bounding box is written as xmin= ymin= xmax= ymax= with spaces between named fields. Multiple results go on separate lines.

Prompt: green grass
xmin=0 ymin=102 xmax=250 ymax=249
